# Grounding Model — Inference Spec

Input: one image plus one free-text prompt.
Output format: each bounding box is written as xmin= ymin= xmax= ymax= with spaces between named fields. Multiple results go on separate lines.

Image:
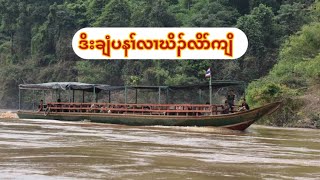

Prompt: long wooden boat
xmin=17 ymin=101 xmax=281 ymax=131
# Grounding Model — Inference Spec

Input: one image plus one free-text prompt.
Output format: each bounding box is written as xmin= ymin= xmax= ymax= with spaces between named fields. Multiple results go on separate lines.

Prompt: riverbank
xmin=246 ymin=19 xmax=320 ymax=129
xmin=255 ymin=84 xmax=320 ymax=129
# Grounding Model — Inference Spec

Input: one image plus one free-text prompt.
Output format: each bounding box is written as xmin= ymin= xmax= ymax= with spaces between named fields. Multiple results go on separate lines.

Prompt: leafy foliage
xmin=246 ymin=7 xmax=320 ymax=127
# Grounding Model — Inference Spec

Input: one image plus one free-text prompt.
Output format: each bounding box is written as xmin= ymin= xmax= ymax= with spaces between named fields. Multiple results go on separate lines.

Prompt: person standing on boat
xmin=57 ymin=98 xmax=62 ymax=112
xmin=227 ymin=90 xmax=236 ymax=112
xmin=38 ymin=100 xmax=44 ymax=112
xmin=222 ymin=100 xmax=229 ymax=114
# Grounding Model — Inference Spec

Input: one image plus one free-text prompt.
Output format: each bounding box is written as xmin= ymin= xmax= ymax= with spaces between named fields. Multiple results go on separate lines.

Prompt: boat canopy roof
xmin=19 ymin=80 xmax=244 ymax=92
xmin=19 ymin=82 xmax=110 ymax=92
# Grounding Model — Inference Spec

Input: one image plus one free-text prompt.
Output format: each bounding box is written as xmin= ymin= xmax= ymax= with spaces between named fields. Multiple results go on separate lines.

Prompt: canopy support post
xmin=72 ymin=90 xmax=75 ymax=103
xmin=166 ymin=88 xmax=169 ymax=104
xmin=209 ymin=76 xmax=212 ymax=106
xmin=209 ymin=75 xmax=213 ymax=115
xmin=32 ymin=90 xmax=35 ymax=112
xmin=199 ymin=89 xmax=202 ymax=104
xmin=108 ymin=90 xmax=111 ymax=103
xmin=82 ymin=91 xmax=85 ymax=103
xmin=158 ymin=87 xmax=161 ymax=104
xmin=68 ymin=89 xmax=71 ymax=103
xmin=243 ymin=83 xmax=246 ymax=99
xmin=125 ymin=86 xmax=127 ymax=104
xmin=135 ymin=89 xmax=138 ymax=104
xmin=93 ymin=86 xmax=96 ymax=103
xmin=43 ymin=90 xmax=45 ymax=104
xmin=18 ymin=88 xmax=21 ymax=110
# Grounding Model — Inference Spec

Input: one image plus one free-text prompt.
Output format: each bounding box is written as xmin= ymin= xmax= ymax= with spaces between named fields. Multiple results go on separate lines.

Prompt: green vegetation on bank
xmin=0 ymin=0 xmax=319 ymax=128
xmin=246 ymin=5 xmax=320 ymax=127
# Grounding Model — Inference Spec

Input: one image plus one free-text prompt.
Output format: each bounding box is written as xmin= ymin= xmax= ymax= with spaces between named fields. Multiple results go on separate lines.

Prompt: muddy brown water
xmin=0 ymin=118 xmax=319 ymax=179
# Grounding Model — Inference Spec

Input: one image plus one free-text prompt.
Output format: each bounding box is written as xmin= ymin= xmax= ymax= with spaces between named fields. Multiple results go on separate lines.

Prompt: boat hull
xmin=17 ymin=102 xmax=281 ymax=131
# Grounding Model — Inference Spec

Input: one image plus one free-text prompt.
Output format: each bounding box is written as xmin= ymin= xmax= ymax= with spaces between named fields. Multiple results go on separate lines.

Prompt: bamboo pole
xmin=158 ymin=87 xmax=161 ymax=104
xmin=18 ymin=88 xmax=21 ymax=110
xmin=125 ymin=86 xmax=127 ymax=104
xmin=135 ymin=89 xmax=138 ymax=104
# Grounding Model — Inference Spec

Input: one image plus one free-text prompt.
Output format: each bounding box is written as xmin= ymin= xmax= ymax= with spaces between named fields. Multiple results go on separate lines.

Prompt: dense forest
xmin=0 ymin=0 xmax=319 ymax=127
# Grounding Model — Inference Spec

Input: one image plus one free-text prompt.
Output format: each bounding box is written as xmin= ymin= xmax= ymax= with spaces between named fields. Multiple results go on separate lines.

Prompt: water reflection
xmin=0 ymin=119 xmax=319 ymax=179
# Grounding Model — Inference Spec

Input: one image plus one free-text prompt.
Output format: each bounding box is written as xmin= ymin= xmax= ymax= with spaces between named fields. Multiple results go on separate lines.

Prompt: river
xmin=0 ymin=118 xmax=319 ymax=179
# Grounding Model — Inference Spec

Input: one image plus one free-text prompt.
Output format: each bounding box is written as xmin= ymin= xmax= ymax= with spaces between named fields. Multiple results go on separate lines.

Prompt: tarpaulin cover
xmin=19 ymin=81 xmax=244 ymax=92
xmin=19 ymin=82 xmax=109 ymax=92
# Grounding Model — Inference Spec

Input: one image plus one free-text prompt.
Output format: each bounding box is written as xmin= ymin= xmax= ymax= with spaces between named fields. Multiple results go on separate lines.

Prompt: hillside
xmin=246 ymin=10 xmax=320 ymax=128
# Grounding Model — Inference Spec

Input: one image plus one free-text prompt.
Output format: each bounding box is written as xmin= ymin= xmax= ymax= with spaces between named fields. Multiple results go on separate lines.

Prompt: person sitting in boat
xmin=100 ymin=105 xmax=107 ymax=113
xmin=239 ymin=98 xmax=250 ymax=111
xmin=90 ymin=104 xmax=97 ymax=112
xmin=227 ymin=90 xmax=236 ymax=112
xmin=222 ymin=100 xmax=229 ymax=114
xmin=38 ymin=100 xmax=44 ymax=112
xmin=187 ymin=106 xmax=194 ymax=116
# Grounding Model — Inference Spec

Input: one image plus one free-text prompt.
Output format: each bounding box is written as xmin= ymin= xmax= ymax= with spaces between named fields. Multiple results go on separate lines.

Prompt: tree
xmin=227 ymin=0 xmax=250 ymax=15
xmin=249 ymin=0 xmax=282 ymax=12
xmin=15 ymin=2 xmax=32 ymax=62
xmin=0 ymin=0 xmax=19 ymax=58
xmin=94 ymin=0 xmax=131 ymax=27
xmin=236 ymin=4 xmax=279 ymax=80
xmin=246 ymin=22 xmax=320 ymax=127
xmin=276 ymin=3 xmax=309 ymax=35
xmin=188 ymin=1 xmax=240 ymax=27
xmin=148 ymin=0 xmax=178 ymax=27
xmin=87 ymin=0 xmax=110 ymax=24
xmin=250 ymin=4 xmax=277 ymax=48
